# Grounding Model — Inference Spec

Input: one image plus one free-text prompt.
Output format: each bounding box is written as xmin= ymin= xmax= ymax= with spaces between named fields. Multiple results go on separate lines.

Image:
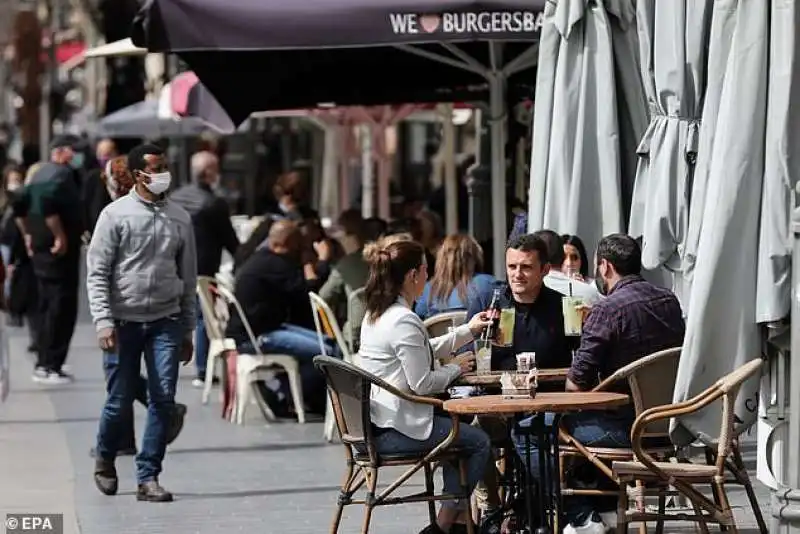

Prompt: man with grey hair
xmin=170 ymin=150 xmax=239 ymax=386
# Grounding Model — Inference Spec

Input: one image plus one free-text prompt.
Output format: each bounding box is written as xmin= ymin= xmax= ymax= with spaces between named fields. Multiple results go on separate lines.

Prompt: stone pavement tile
xmin=2 ymin=319 xmax=775 ymax=534
xmin=0 ymin=325 xmax=81 ymax=534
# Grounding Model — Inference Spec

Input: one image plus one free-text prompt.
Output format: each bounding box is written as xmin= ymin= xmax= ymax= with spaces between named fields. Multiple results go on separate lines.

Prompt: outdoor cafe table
xmin=455 ymin=368 xmax=570 ymax=387
xmin=443 ymin=392 xmax=630 ymax=534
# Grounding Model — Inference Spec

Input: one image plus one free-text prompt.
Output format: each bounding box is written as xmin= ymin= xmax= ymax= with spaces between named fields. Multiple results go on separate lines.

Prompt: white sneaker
xmin=32 ymin=366 xmax=48 ymax=381
xmin=563 ymin=516 xmax=607 ymax=534
xmin=39 ymin=371 xmax=73 ymax=385
xmin=191 ymin=378 xmax=204 ymax=388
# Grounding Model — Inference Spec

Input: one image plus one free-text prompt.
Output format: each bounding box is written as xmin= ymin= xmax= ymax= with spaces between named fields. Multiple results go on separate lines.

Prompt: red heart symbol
xmin=420 ymin=14 xmax=441 ymax=33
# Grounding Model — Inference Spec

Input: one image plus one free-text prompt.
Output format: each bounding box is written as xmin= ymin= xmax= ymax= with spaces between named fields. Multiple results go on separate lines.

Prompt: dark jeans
xmin=513 ymin=411 xmax=631 ymax=525
xmin=240 ymin=324 xmax=341 ymax=414
xmin=95 ymin=316 xmax=182 ymax=483
xmin=102 ymin=351 xmax=149 ymax=449
xmin=36 ymin=275 xmax=78 ymax=372
xmin=194 ymin=295 xmax=209 ymax=379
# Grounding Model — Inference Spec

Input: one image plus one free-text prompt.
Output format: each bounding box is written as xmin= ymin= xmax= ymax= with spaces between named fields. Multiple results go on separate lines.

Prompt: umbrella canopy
xmin=98 ymin=99 xmax=218 ymax=138
xmin=160 ymin=71 xmax=236 ymax=133
xmin=527 ymin=0 xmax=647 ymax=255
xmin=669 ymin=0 xmax=770 ymax=446
xmin=132 ymin=0 xmax=547 ymax=125
xmin=627 ymin=0 xmax=713 ymax=304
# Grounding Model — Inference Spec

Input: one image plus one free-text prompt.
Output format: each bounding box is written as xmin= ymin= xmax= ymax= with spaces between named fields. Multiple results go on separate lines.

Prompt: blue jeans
xmin=374 ymin=416 xmax=491 ymax=509
xmin=102 ymin=352 xmax=149 ymax=449
xmin=95 ymin=316 xmax=182 ymax=483
xmin=513 ymin=412 xmax=631 ymax=524
xmin=239 ymin=324 xmax=341 ymax=414
xmin=194 ymin=295 xmax=209 ymax=379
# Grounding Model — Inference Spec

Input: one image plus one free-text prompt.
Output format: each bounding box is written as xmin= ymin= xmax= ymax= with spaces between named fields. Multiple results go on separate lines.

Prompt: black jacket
xmin=82 ymin=168 xmax=112 ymax=235
xmin=225 ymin=248 xmax=314 ymax=344
xmin=170 ymin=183 xmax=239 ymax=277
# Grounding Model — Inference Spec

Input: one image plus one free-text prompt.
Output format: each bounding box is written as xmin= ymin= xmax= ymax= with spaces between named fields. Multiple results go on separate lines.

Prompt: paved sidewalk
xmin=0 ymin=318 xmax=773 ymax=533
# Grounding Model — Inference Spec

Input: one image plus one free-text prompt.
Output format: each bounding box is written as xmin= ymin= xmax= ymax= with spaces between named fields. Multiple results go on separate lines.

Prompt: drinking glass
xmin=474 ymin=339 xmax=492 ymax=375
xmin=497 ymin=308 xmax=515 ymax=347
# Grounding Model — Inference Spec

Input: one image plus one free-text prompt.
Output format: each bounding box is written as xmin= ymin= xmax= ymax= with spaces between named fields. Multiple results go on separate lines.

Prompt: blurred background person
xmin=415 ymin=234 xmax=495 ymax=320
xmin=362 ymin=216 xmax=388 ymax=243
xmin=81 ymin=138 xmax=119 ymax=238
xmin=1 ymin=162 xmax=39 ymax=349
xmin=416 ymin=209 xmax=444 ymax=268
xmin=561 ymin=234 xmax=591 ymax=281
xmin=170 ymin=151 xmax=240 ymax=387
xmin=319 ymin=209 xmax=369 ymax=350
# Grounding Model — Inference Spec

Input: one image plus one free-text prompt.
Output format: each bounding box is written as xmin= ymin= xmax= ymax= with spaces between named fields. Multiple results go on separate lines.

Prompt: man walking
xmin=170 ymin=150 xmax=239 ymax=386
xmin=13 ymin=135 xmax=84 ymax=384
xmin=87 ymin=143 xmax=197 ymax=502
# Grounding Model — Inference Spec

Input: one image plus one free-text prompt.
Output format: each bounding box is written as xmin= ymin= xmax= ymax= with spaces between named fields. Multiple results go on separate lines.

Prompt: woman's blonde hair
xmin=430 ymin=234 xmax=484 ymax=303
xmin=363 ymin=234 xmax=425 ymax=322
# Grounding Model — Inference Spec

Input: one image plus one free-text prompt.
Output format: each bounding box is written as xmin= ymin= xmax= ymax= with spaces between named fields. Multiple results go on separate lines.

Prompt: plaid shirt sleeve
xmin=568 ymin=304 xmax=616 ymax=389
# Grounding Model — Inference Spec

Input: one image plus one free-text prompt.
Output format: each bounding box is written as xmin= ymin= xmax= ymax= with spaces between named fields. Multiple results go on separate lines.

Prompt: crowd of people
xmin=1 ymin=134 xmax=687 ymax=534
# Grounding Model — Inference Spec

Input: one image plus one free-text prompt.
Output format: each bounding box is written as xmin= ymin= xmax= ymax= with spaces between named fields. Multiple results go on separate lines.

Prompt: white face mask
xmin=142 ymin=171 xmax=172 ymax=195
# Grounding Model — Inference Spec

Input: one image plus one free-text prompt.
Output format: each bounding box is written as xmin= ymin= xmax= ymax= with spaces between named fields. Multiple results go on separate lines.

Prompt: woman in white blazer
xmin=359 ymin=235 xmax=493 ymax=534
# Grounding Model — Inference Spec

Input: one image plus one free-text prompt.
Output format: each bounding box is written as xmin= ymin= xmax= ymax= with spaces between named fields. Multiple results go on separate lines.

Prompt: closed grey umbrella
xmin=628 ymin=0 xmax=713 ymax=302
xmin=528 ymin=0 xmax=646 ymax=254
xmin=670 ymin=0 xmax=769 ymax=447
xmin=98 ymin=100 xmax=217 ymax=138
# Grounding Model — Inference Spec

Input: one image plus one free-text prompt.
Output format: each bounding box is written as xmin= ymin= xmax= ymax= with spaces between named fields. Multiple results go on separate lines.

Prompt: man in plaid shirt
xmin=516 ymin=234 xmax=685 ymax=534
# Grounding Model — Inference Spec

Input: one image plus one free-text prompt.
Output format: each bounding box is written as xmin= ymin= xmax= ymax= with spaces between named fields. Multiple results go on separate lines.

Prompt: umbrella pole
xmin=488 ymin=42 xmax=508 ymax=278
xmin=781 ymin=198 xmax=800 ymax=533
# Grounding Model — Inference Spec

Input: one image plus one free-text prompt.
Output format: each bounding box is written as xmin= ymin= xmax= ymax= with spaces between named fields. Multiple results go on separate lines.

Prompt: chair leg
xmin=361 ymin=467 xmax=378 ymax=534
xmin=458 ymin=459 xmax=475 ymax=534
xmin=286 ymin=367 xmax=307 ymax=424
xmin=636 ymin=480 xmax=647 ymax=534
xmin=713 ymin=480 xmax=738 ymax=534
xmin=730 ymin=442 xmax=768 ymax=534
xmin=655 ymin=490 xmax=666 ymax=534
xmin=202 ymin=351 xmax=217 ymax=404
xmin=423 ymin=462 xmax=437 ymax=526
xmin=330 ymin=463 xmax=355 ymax=534
xmin=617 ymin=480 xmax=630 ymax=534
xmin=691 ymin=500 xmax=710 ymax=534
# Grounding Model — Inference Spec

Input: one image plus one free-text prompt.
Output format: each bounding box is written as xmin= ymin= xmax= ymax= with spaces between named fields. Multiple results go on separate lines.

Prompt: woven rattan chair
xmin=314 ymin=355 xmax=475 ymax=534
xmin=612 ymin=358 xmax=764 ymax=533
xmin=423 ymin=311 xmax=468 ymax=339
xmin=557 ymin=347 xmax=682 ymax=533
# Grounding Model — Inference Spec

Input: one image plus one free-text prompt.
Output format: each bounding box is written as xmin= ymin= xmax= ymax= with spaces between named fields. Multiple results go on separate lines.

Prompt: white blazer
xmin=359 ymin=298 xmax=474 ymax=440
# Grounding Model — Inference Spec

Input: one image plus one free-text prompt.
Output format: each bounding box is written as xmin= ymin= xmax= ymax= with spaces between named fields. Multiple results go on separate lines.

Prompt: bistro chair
xmin=612 ymin=358 xmax=764 ymax=533
xmin=309 ymin=292 xmax=359 ymax=442
xmin=215 ymin=284 xmax=307 ymax=425
xmin=196 ymin=276 xmax=236 ymax=405
xmin=557 ymin=347 xmax=682 ymax=533
xmin=423 ymin=310 xmax=468 ymax=339
xmin=314 ymin=355 xmax=475 ymax=534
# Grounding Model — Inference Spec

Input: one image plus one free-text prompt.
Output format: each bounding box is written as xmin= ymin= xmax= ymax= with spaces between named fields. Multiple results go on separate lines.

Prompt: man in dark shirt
xmin=516 ymin=234 xmax=685 ymax=532
xmin=466 ymin=233 xmax=571 ymax=371
xmin=14 ymin=135 xmax=84 ymax=384
xmin=170 ymin=151 xmax=239 ymax=385
xmin=226 ymin=219 xmax=339 ymax=415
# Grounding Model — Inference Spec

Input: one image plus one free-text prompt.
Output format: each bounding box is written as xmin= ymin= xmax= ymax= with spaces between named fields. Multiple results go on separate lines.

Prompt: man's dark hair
xmin=128 ymin=143 xmax=164 ymax=175
xmin=596 ymin=234 xmax=642 ymax=276
xmin=531 ymin=229 xmax=564 ymax=266
xmin=506 ymin=233 xmax=549 ymax=267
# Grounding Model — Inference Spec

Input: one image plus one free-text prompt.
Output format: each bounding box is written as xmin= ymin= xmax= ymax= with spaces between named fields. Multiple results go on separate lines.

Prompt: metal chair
xmin=613 ymin=358 xmax=764 ymax=533
xmin=309 ymin=291 xmax=358 ymax=442
xmin=557 ymin=347 xmax=682 ymax=533
xmin=314 ymin=355 xmax=475 ymax=534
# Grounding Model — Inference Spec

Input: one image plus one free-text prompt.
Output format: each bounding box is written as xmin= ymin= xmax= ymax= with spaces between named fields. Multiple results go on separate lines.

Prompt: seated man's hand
xmin=575 ymin=304 xmax=592 ymax=323
xmin=451 ymin=352 xmax=475 ymax=374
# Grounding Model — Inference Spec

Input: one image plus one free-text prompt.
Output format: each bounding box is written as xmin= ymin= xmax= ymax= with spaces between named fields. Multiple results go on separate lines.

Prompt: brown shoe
xmin=136 ymin=480 xmax=173 ymax=502
xmin=93 ymin=459 xmax=118 ymax=496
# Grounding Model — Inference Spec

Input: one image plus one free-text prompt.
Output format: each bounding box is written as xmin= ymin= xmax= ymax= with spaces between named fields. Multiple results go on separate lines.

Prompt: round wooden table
xmin=444 ymin=392 xmax=629 ymax=534
xmin=454 ymin=368 xmax=570 ymax=387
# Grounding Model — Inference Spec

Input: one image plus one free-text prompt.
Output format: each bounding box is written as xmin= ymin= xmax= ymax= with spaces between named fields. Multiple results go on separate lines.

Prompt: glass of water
xmin=474 ymin=339 xmax=492 ymax=375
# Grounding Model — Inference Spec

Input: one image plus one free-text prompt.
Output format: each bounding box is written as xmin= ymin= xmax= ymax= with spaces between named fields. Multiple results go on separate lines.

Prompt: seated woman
xmin=560 ymin=234 xmax=591 ymax=281
xmin=358 ymin=235 xmax=493 ymax=534
xmin=415 ymin=234 xmax=495 ymax=320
